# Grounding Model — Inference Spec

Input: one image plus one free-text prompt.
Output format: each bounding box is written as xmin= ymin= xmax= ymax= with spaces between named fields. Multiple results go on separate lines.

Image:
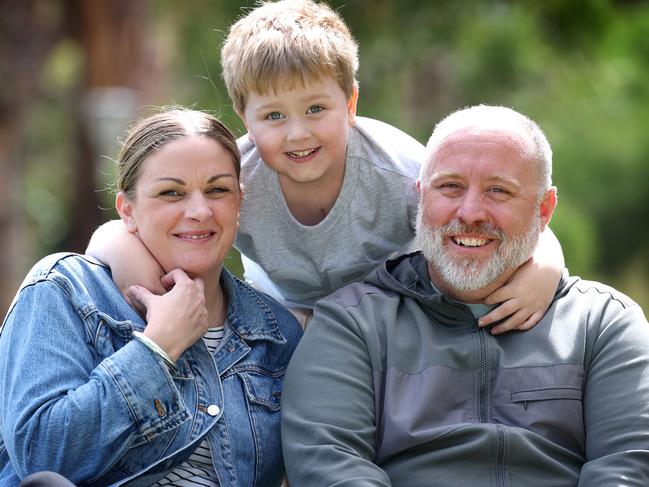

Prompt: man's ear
xmin=115 ymin=192 xmax=138 ymax=233
xmin=347 ymin=85 xmax=359 ymax=126
xmin=416 ymin=179 xmax=422 ymax=195
xmin=539 ymin=187 xmax=557 ymax=229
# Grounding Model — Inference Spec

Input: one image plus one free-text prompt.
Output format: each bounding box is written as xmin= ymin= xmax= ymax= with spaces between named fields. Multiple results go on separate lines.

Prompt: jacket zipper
xmin=478 ymin=326 xmax=507 ymax=486
xmin=478 ymin=327 xmax=488 ymax=423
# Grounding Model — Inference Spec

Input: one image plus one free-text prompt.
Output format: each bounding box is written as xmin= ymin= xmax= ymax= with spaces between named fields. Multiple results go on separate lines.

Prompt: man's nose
xmin=456 ymin=189 xmax=487 ymax=224
xmin=185 ymin=191 xmax=212 ymax=221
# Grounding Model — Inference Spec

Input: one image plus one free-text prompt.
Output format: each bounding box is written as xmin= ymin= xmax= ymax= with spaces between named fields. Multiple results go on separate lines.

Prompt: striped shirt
xmin=154 ymin=325 xmax=225 ymax=486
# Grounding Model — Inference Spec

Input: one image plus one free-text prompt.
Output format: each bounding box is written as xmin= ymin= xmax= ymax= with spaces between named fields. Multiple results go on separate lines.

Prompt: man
xmin=281 ymin=105 xmax=649 ymax=486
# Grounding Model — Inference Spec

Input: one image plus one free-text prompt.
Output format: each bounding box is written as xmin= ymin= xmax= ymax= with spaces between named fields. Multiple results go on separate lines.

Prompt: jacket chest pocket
xmin=92 ymin=312 xmax=138 ymax=359
xmin=238 ymin=370 xmax=284 ymax=412
xmin=509 ymin=385 xmax=584 ymax=453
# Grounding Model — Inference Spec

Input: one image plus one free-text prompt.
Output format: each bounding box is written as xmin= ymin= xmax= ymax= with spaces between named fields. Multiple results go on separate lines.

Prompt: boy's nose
xmin=286 ymin=120 xmax=310 ymax=142
xmin=185 ymin=192 xmax=212 ymax=221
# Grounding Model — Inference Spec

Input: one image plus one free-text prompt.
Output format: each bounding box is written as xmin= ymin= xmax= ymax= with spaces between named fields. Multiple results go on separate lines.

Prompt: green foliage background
xmin=22 ymin=0 xmax=649 ymax=308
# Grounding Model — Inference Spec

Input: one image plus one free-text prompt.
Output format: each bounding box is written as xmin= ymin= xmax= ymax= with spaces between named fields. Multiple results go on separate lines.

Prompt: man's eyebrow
xmin=430 ymin=170 xmax=463 ymax=181
xmin=486 ymin=174 xmax=519 ymax=187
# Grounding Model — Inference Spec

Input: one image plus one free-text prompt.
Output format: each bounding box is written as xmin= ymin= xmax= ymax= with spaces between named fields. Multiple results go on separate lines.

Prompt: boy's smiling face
xmin=240 ymin=74 xmax=358 ymax=190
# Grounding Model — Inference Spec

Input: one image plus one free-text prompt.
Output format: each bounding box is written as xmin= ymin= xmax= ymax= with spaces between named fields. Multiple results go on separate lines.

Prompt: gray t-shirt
xmin=234 ymin=116 xmax=424 ymax=309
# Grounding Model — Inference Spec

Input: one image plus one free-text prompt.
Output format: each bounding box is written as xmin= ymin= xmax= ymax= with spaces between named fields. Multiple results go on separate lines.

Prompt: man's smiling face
xmin=416 ymin=128 xmax=556 ymax=301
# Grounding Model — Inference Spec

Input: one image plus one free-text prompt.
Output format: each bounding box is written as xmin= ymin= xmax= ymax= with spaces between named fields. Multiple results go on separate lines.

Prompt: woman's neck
xmin=198 ymin=267 xmax=227 ymax=327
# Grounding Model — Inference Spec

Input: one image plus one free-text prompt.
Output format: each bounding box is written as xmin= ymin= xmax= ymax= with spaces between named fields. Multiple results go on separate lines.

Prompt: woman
xmin=0 ymin=109 xmax=302 ymax=486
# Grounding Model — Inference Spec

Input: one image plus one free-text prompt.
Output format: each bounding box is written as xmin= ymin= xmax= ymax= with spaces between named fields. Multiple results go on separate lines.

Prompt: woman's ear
xmin=115 ymin=192 xmax=138 ymax=233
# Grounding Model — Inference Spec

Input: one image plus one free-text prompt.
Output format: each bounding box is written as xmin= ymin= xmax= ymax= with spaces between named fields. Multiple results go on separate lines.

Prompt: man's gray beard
xmin=415 ymin=212 xmax=541 ymax=292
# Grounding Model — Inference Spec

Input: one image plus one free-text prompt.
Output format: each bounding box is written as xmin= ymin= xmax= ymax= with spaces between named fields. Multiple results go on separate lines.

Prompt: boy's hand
xmin=86 ymin=220 xmax=166 ymax=314
xmin=128 ymin=269 xmax=209 ymax=362
xmin=479 ymin=227 xmax=564 ymax=335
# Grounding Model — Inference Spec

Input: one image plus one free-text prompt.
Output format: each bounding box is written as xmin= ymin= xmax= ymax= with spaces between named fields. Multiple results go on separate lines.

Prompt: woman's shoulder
xmin=17 ymin=253 xmax=109 ymax=290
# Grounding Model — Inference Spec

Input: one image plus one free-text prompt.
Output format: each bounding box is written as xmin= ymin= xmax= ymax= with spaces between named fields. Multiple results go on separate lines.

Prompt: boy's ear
xmin=115 ymin=192 xmax=138 ymax=234
xmin=236 ymin=110 xmax=255 ymax=143
xmin=347 ymin=85 xmax=359 ymax=126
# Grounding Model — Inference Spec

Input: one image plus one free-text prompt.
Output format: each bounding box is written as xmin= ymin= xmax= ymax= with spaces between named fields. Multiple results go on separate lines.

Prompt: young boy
xmin=88 ymin=0 xmax=563 ymax=332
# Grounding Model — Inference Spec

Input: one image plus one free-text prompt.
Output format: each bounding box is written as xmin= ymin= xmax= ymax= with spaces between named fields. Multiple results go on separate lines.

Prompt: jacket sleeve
xmin=578 ymin=303 xmax=649 ymax=485
xmin=281 ymin=298 xmax=391 ymax=486
xmin=0 ymin=280 xmax=190 ymax=483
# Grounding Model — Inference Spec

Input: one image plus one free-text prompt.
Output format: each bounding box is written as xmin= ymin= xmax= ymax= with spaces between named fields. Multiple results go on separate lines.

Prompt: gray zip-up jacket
xmin=282 ymin=252 xmax=649 ymax=486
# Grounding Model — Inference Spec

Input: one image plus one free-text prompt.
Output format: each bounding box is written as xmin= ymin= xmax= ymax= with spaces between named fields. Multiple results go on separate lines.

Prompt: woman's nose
xmin=184 ymin=191 xmax=212 ymax=221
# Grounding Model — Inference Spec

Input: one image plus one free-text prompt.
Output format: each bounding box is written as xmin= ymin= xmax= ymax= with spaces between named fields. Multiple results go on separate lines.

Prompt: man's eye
xmin=439 ymin=182 xmax=462 ymax=190
xmin=307 ymin=105 xmax=323 ymax=114
xmin=488 ymin=187 xmax=509 ymax=195
xmin=265 ymin=111 xmax=284 ymax=121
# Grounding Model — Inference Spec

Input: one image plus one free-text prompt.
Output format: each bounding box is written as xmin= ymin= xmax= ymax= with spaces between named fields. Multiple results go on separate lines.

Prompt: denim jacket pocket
xmin=93 ymin=311 xmax=138 ymax=357
xmin=238 ymin=370 xmax=284 ymax=412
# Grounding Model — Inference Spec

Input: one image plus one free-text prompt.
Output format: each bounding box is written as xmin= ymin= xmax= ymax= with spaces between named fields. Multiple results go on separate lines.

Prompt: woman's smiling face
xmin=117 ymin=135 xmax=242 ymax=279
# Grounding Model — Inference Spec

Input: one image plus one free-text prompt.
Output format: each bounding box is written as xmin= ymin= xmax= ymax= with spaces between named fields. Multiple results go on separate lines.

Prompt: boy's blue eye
xmin=265 ymin=111 xmax=284 ymax=121
xmin=307 ymin=105 xmax=323 ymax=114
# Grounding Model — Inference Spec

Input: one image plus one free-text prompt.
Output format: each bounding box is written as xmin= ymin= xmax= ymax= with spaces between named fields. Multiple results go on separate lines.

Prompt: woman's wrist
xmin=132 ymin=331 xmax=177 ymax=371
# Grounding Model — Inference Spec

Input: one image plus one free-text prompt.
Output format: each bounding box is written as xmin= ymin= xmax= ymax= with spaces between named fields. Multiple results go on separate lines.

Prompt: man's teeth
xmin=454 ymin=237 xmax=489 ymax=247
xmin=289 ymin=149 xmax=316 ymax=158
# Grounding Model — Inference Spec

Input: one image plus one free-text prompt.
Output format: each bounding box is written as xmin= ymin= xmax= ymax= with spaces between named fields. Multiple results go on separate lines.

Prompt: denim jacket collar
xmin=221 ymin=269 xmax=287 ymax=345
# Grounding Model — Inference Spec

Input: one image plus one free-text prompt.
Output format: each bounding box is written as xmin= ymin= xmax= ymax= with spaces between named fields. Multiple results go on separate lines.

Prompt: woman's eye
xmin=208 ymin=187 xmax=228 ymax=195
xmin=307 ymin=105 xmax=324 ymax=114
xmin=265 ymin=111 xmax=284 ymax=121
xmin=160 ymin=189 xmax=181 ymax=197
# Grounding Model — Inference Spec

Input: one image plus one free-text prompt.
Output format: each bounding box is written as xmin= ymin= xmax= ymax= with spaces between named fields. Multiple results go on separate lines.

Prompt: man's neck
xmin=427 ymin=263 xmax=513 ymax=304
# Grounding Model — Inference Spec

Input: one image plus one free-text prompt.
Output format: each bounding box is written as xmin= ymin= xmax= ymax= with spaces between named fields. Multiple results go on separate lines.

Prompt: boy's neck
xmin=278 ymin=164 xmax=346 ymax=226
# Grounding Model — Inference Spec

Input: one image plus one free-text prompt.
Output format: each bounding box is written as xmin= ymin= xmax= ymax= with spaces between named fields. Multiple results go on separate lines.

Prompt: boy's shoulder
xmin=348 ymin=116 xmax=424 ymax=177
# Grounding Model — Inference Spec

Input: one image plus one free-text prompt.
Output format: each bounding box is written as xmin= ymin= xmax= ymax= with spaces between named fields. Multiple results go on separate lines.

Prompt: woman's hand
xmin=128 ymin=268 xmax=209 ymax=361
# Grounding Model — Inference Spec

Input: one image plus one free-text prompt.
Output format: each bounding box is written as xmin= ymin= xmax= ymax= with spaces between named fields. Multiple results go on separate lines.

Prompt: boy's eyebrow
xmin=252 ymin=93 xmax=336 ymax=112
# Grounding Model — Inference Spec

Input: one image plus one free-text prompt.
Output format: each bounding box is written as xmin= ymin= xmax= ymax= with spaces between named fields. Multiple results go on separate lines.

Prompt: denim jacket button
xmin=207 ymin=404 xmax=221 ymax=416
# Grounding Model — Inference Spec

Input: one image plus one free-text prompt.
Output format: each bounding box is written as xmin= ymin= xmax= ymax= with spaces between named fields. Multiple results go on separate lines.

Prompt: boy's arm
xmin=86 ymin=220 xmax=166 ymax=311
xmin=480 ymin=227 xmax=564 ymax=335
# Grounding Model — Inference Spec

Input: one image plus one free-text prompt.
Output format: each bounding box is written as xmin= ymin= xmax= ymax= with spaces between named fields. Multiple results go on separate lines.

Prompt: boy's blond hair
xmin=221 ymin=0 xmax=359 ymax=114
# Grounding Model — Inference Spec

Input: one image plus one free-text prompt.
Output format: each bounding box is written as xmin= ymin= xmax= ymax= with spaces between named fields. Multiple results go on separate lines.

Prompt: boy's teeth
xmin=289 ymin=149 xmax=315 ymax=158
xmin=454 ymin=237 xmax=489 ymax=247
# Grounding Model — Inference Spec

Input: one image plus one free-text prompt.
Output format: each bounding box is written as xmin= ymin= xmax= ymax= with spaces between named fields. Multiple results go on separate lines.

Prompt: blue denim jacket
xmin=0 ymin=253 xmax=302 ymax=486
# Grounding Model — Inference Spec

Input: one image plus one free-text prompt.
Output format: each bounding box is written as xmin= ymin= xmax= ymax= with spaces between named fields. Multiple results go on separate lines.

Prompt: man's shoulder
xmin=562 ymin=274 xmax=642 ymax=311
